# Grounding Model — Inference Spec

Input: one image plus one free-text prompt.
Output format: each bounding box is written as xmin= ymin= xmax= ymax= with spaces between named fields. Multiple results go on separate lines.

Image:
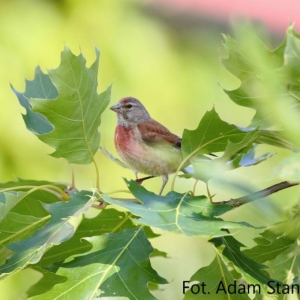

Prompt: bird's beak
xmin=110 ymin=103 xmax=121 ymax=113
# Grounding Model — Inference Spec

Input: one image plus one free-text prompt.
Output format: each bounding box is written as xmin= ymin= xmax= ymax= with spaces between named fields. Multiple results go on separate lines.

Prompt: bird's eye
xmin=126 ymin=104 xmax=132 ymax=109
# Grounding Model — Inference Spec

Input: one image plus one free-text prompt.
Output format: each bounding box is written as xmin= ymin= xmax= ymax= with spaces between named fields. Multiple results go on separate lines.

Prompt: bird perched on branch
xmin=110 ymin=97 xmax=184 ymax=195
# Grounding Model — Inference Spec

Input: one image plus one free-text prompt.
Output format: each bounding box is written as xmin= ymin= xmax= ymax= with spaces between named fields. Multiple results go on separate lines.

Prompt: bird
xmin=110 ymin=97 xmax=184 ymax=195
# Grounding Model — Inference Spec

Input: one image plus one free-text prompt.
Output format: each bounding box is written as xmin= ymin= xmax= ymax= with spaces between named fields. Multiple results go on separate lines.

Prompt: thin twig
xmin=214 ymin=181 xmax=300 ymax=207
xmin=135 ymin=175 xmax=156 ymax=185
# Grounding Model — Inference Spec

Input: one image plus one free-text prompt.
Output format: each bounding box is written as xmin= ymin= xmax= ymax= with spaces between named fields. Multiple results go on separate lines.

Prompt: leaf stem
xmin=206 ymin=183 xmax=214 ymax=203
xmin=92 ymin=158 xmax=100 ymax=190
xmin=192 ymin=180 xmax=199 ymax=196
xmin=0 ymin=185 xmax=70 ymax=201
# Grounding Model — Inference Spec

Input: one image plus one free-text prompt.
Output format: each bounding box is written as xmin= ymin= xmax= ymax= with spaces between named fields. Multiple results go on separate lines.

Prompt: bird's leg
xmin=136 ymin=175 xmax=155 ymax=185
xmin=159 ymin=175 xmax=168 ymax=195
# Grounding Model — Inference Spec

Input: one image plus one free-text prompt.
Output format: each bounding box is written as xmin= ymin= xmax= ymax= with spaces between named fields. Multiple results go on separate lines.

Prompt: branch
xmin=215 ymin=181 xmax=300 ymax=207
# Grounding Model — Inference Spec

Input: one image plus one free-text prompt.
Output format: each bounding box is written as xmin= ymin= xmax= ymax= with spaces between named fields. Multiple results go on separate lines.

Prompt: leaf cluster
xmin=1 ymin=26 xmax=300 ymax=299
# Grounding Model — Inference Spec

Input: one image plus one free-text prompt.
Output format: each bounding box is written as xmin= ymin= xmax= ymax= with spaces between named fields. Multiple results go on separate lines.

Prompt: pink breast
xmin=115 ymin=125 xmax=135 ymax=152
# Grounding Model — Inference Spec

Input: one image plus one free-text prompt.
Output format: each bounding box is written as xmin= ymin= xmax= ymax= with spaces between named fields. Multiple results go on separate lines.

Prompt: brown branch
xmin=214 ymin=181 xmax=300 ymax=207
xmin=135 ymin=175 xmax=155 ymax=185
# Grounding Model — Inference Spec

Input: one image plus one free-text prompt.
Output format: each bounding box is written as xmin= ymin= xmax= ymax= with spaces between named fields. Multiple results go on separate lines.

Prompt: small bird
xmin=110 ymin=97 xmax=184 ymax=195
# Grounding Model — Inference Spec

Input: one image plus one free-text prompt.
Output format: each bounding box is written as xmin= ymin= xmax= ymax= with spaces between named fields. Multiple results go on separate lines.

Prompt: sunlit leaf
xmin=102 ymin=180 xmax=255 ymax=238
xmin=243 ymin=230 xmax=294 ymax=264
xmin=0 ymin=179 xmax=68 ymax=219
xmin=182 ymin=108 xmax=293 ymax=161
xmin=14 ymin=46 xmax=111 ymax=164
xmin=0 ymin=178 xmax=67 ymax=191
xmin=210 ymin=236 xmax=277 ymax=289
xmin=243 ymin=212 xmax=300 ymax=284
xmin=221 ymin=29 xmax=284 ymax=123
xmin=38 ymin=208 xmax=135 ymax=267
xmin=27 ymin=266 xmax=66 ymax=298
xmin=267 ymin=240 xmax=300 ymax=283
xmin=0 ymin=212 xmax=48 ymax=246
xmin=31 ymin=228 xmax=167 ymax=300
xmin=183 ymin=255 xmax=250 ymax=300
xmin=221 ymin=25 xmax=300 ymax=141
xmin=0 ymin=192 xmax=28 ymax=222
xmin=0 ymin=190 xmax=93 ymax=277
xmin=11 ymin=190 xmax=60 ymax=218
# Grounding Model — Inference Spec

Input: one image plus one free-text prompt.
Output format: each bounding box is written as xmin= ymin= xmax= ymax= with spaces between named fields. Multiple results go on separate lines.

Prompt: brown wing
xmin=137 ymin=119 xmax=181 ymax=149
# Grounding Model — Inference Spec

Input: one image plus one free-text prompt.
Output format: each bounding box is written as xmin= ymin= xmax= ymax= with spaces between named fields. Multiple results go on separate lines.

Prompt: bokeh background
xmin=0 ymin=0 xmax=299 ymax=299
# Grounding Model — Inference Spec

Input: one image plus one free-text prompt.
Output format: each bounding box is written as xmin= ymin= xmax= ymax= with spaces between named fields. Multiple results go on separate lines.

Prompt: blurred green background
xmin=0 ymin=0 xmax=298 ymax=299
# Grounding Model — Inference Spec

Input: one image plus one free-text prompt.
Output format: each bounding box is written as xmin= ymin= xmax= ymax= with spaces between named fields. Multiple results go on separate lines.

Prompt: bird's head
xmin=110 ymin=97 xmax=151 ymax=126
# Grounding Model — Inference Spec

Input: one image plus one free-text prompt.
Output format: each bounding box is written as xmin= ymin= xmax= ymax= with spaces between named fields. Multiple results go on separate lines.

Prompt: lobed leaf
xmin=37 ymin=208 xmax=135 ymax=267
xmin=102 ymin=180 xmax=255 ymax=238
xmin=221 ymin=25 xmax=300 ymax=133
xmin=30 ymin=228 xmax=167 ymax=300
xmin=0 ymin=178 xmax=67 ymax=191
xmin=242 ymin=211 xmax=300 ymax=284
xmin=0 ymin=192 xmax=26 ymax=222
xmin=266 ymin=240 xmax=300 ymax=283
xmin=11 ymin=67 xmax=56 ymax=135
xmin=27 ymin=266 xmax=67 ymax=298
xmin=182 ymin=109 xmax=293 ymax=159
xmin=210 ymin=236 xmax=278 ymax=290
xmin=0 ymin=212 xmax=48 ymax=246
xmin=184 ymin=255 xmax=250 ymax=300
xmin=243 ymin=231 xmax=294 ymax=264
xmin=181 ymin=109 xmax=293 ymax=181
xmin=0 ymin=190 xmax=93 ymax=277
xmin=13 ymin=47 xmax=111 ymax=164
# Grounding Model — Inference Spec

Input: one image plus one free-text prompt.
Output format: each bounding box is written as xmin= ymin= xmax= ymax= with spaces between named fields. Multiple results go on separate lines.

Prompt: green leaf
xmin=31 ymin=228 xmax=167 ymax=300
xmin=15 ymin=46 xmax=111 ymax=164
xmin=218 ymin=131 xmax=261 ymax=163
xmin=243 ymin=230 xmax=294 ymax=264
xmin=0 ymin=190 xmax=93 ymax=277
xmin=11 ymin=67 xmax=56 ymax=135
xmin=283 ymin=26 xmax=300 ymax=97
xmin=183 ymin=255 xmax=250 ymax=300
xmin=27 ymin=266 xmax=66 ymax=298
xmin=267 ymin=240 xmax=300 ymax=283
xmin=102 ymin=180 xmax=254 ymax=238
xmin=11 ymin=190 xmax=60 ymax=218
xmin=182 ymin=109 xmax=293 ymax=181
xmin=0 ymin=192 xmax=25 ymax=222
xmin=221 ymin=25 xmax=300 ymax=133
xmin=0 ymin=248 xmax=12 ymax=268
xmin=210 ymin=236 xmax=277 ymax=288
xmin=182 ymin=108 xmax=243 ymax=157
xmin=0 ymin=178 xmax=67 ymax=191
xmin=221 ymin=30 xmax=284 ymax=119
xmin=0 ymin=179 xmax=68 ymax=218
xmin=182 ymin=108 xmax=293 ymax=161
xmin=243 ymin=212 xmax=300 ymax=282
xmin=38 ymin=208 xmax=135 ymax=267
xmin=0 ymin=212 xmax=48 ymax=246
